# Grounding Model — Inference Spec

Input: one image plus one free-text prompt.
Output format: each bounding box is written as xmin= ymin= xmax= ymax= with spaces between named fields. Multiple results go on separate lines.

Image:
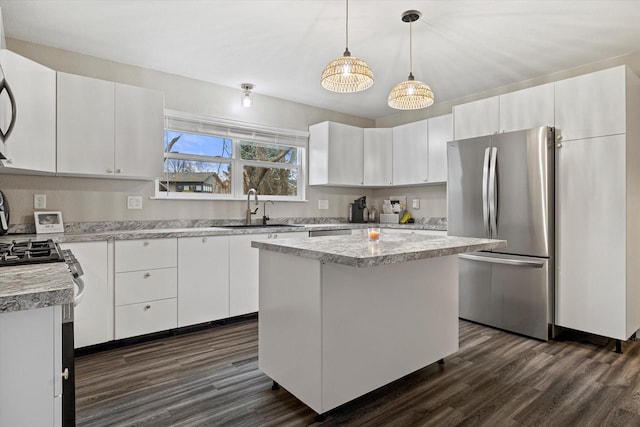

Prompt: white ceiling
xmin=1 ymin=0 xmax=640 ymax=119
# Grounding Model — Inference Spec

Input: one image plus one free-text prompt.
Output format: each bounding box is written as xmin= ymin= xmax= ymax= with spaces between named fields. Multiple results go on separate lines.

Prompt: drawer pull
xmin=144 ymin=304 xmax=151 ymax=311
xmin=143 ymin=272 xmax=151 ymax=279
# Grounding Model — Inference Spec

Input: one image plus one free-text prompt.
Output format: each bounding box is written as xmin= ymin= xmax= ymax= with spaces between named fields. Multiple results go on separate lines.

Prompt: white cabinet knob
xmin=556 ymin=135 xmax=563 ymax=141
xmin=144 ymin=304 xmax=151 ymax=311
xmin=202 ymin=237 xmax=208 ymax=243
xmin=61 ymin=368 xmax=69 ymax=380
xmin=143 ymin=241 xmax=150 ymax=247
xmin=273 ymin=234 xmax=278 ymax=239
xmin=116 ymin=168 xmax=122 ymax=174
xmin=143 ymin=272 xmax=151 ymax=278
xmin=106 ymin=168 xmax=114 ymax=173
xmin=556 ymin=143 xmax=563 ymax=149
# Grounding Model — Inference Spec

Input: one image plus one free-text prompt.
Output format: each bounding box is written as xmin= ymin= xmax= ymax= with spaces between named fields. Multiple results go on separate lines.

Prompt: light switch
xmin=412 ymin=199 xmax=420 ymax=209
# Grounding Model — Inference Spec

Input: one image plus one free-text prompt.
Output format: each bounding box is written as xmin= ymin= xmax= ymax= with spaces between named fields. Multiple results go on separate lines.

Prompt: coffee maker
xmin=349 ymin=196 xmax=367 ymax=223
xmin=0 ymin=190 xmax=9 ymax=235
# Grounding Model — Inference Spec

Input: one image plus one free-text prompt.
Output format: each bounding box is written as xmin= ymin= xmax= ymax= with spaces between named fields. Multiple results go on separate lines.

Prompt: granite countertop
xmin=0 ymin=262 xmax=75 ymax=313
xmin=251 ymin=232 xmax=507 ymax=268
xmin=0 ymin=219 xmax=447 ymax=243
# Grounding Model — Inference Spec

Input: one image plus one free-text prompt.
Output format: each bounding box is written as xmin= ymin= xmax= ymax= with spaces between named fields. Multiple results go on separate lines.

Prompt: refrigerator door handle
xmin=459 ymin=253 xmax=544 ymax=268
xmin=488 ymin=146 xmax=498 ymax=236
xmin=482 ymin=147 xmax=491 ymax=237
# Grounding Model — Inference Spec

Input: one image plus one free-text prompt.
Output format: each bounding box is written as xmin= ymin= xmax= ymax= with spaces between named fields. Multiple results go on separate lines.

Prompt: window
xmin=156 ymin=110 xmax=307 ymax=201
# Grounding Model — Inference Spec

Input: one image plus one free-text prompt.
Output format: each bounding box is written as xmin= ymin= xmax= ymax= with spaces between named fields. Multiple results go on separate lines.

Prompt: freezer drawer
xmin=458 ymin=252 xmax=552 ymax=340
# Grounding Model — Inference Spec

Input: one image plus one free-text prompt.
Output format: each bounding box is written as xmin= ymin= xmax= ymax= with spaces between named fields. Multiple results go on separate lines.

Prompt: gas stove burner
xmin=0 ymin=239 xmax=65 ymax=266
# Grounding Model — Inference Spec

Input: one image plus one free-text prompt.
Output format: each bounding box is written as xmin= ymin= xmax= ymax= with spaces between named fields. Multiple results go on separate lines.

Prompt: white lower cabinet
xmin=60 ymin=241 xmax=113 ymax=348
xmin=177 ymin=236 xmax=230 ymax=327
xmin=0 ymin=306 xmax=62 ymax=427
xmin=114 ymin=238 xmax=177 ymax=339
xmin=229 ymin=232 xmax=307 ymax=316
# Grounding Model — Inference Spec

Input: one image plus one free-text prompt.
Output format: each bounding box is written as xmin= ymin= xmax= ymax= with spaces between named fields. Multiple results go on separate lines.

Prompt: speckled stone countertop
xmin=0 ymin=217 xmax=447 ymax=243
xmin=0 ymin=262 xmax=74 ymax=313
xmin=251 ymin=233 xmax=506 ymax=268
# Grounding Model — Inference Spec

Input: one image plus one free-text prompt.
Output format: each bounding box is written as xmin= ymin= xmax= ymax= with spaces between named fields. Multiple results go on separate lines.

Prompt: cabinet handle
xmin=556 ymin=135 xmax=563 ymax=141
xmin=143 ymin=272 xmax=151 ymax=278
xmin=556 ymin=143 xmax=563 ymax=149
xmin=202 ymin=237 xmax=207 ymax=243
xmin=143 ymin=241 xmax=150 ymax=247
xmin=106 ymin=168 xmax=114 ymax=173
xmin=61 ymin=368 xmax=69 ymax=380
xmin=273 ymin=234 xmax=278 ymax=239
xmin=116 ymin=168 xmax=122 ymax=174
xmin=144 ymin=304 xmax=151 ymax=311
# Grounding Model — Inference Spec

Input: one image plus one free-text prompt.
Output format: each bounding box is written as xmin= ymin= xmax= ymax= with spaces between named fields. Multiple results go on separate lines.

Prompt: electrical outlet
xmin=318 ymin=200 xmax=329 ymax=210
xmin=34 ymin=194 xmax=46 ymax=209
xmin=127 ymin=196 xmax=143 ymax=210
xmin=412 ymin=199 xmax=420 ymax=209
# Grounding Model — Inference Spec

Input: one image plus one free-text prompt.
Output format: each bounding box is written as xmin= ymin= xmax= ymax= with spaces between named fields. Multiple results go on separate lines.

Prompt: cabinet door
xmin=308 ymin=121 xmax=363 ymax=186
xmin=229 ymin=233 xmax=268 ymax=316
xmin=499 ymin=83 xmax=554 ymax=133
xmin=57 ymin=72 xmax=115 ymax=176
xmin=178 ymin=236 xmax=230 ymax=327
xmin=393 ymin=119 xmax=428 ymax=185
xmin=60 ymin=241 xmax=113 ymax=348
xmin=555 ymin=66 xmax=626 ymax=141
xmin=453 ymin=96 xmax=499 ymax=140
xmin=115 ymin=83 xmax=164 ymax=179
xmin=427 ymin=114 xmax=452 ymax=183
xmin=0 ymin=50 xmax=56 ymax=173
xmin=556 ymin=135 xmax=626 ymax=339
xmin=363 ymin=128 xmax=392 ymax=186
xmin=0 ymin=306 xmax=60 ymax=427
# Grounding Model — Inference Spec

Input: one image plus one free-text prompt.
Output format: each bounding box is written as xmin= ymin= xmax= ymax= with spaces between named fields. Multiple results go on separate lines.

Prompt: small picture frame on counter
xmin=34 ymin=211 xmax=64 ymax=234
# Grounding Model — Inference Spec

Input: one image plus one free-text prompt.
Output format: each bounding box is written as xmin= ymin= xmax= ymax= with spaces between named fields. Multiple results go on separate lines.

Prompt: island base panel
xmin=258 ymin=250 xmax=459 ymax=414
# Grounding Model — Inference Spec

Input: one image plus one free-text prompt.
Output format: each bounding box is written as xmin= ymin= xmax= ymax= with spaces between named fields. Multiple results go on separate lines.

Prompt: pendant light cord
xmin=409 ymin=21 xmax=413 ymax=76
xmin=345 ymin=0 xmax=349 ymax=51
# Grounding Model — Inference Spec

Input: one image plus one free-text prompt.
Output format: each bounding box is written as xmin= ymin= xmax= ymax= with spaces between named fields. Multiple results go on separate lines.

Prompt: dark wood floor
xmin=76 ymin=318 xmax=640 ymax=427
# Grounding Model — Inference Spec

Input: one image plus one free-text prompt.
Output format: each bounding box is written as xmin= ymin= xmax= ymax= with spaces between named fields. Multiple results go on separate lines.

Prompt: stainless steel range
xmin=0 ymin=238 xmax=84 ymax=427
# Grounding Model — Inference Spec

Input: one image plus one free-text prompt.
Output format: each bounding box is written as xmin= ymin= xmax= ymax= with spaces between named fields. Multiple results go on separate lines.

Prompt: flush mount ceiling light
xmin=320 ymin=0 xmax=374 ymax=93
xmin=388 ymin=10 xmax=434 ymax=110
xmin=241 ymin=83 xmax=254 ymax=108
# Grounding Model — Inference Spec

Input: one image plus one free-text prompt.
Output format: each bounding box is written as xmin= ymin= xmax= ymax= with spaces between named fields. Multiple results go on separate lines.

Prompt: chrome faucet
xmin=246 ymin=188 xmax=259 ymax=225
xmin=262 ymin=200 xmax=275 ymax=225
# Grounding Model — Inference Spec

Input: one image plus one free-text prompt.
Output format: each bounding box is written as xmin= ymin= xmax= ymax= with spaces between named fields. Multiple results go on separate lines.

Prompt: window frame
xmin=155 ymin=110 xmax=307 ymax=202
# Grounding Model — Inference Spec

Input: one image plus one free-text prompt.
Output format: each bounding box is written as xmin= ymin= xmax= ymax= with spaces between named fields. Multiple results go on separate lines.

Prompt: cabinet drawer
xmin=115 ymin=238 xmax=177 ymax=272
xmin=115 ymin=299 xmax=177 ymax=339
xmin=115 ymin=267 xmax=177 ymax=306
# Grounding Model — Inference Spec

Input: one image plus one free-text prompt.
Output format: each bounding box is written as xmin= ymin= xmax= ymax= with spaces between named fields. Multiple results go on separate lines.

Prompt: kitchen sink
xmin=220 ymin=224 xmax=304 ymax=228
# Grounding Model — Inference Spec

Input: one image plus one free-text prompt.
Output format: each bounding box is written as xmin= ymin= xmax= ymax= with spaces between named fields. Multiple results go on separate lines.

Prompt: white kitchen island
xmin=252 ymin=232 xmax=506 ymax=417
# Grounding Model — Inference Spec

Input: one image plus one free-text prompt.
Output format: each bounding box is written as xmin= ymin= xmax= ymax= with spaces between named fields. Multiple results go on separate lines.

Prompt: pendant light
xmin=321 ymin=0 xmax=374 ymax=93
xmin=241 ymin=83 xmax=254 ymax=108
xmin=388 ymin=10 xmax=434 ymax=110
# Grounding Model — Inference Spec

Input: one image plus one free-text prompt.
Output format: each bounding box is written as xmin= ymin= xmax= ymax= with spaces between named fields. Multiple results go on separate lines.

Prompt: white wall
xmin=1 ymin=38 xmax=375 ymax=226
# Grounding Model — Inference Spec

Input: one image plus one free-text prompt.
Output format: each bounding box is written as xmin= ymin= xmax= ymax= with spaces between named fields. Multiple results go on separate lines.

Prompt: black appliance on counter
xmin=0 ymin=239 xmax=84 ymax=427
xmin=0 ymin=190 xmax=9 ymax=235
xmin=349 ymin=196 xmax=367 ymax=223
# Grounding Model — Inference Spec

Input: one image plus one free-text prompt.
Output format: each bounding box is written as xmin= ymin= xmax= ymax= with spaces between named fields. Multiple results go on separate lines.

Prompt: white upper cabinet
xmin=499 ymin=83 xmax=554 ymax=133
xmin=454 ymin=83 xmax=554 ymax=140
xmin=427 ymin=114 xmax=452 ymax=183
xmin=57 ymin=72 xmax=115 ymax=176
xmin=115 ymin=83 xmax=164 ymax=179
xmin=363 ymin=128 xmax=392 ymax=186
xmin=393 ymin=119 xmax=429 ymax=185
xmin=0 ymin=50 xmax=56 ymax=173
xmin=453 ymin=96 xmax=499 ymax=140
xmin=57 ymin=72 xmax=164 ymax=179
xmin=309 ymin=121 xmax=364 ymax=186
xmin=555 ymin=65 xmax=626 ymax=142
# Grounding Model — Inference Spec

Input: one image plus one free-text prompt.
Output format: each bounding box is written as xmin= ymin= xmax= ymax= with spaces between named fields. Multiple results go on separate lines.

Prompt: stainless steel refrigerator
xmin=447 ymin=126 xmax=554 ymax=340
